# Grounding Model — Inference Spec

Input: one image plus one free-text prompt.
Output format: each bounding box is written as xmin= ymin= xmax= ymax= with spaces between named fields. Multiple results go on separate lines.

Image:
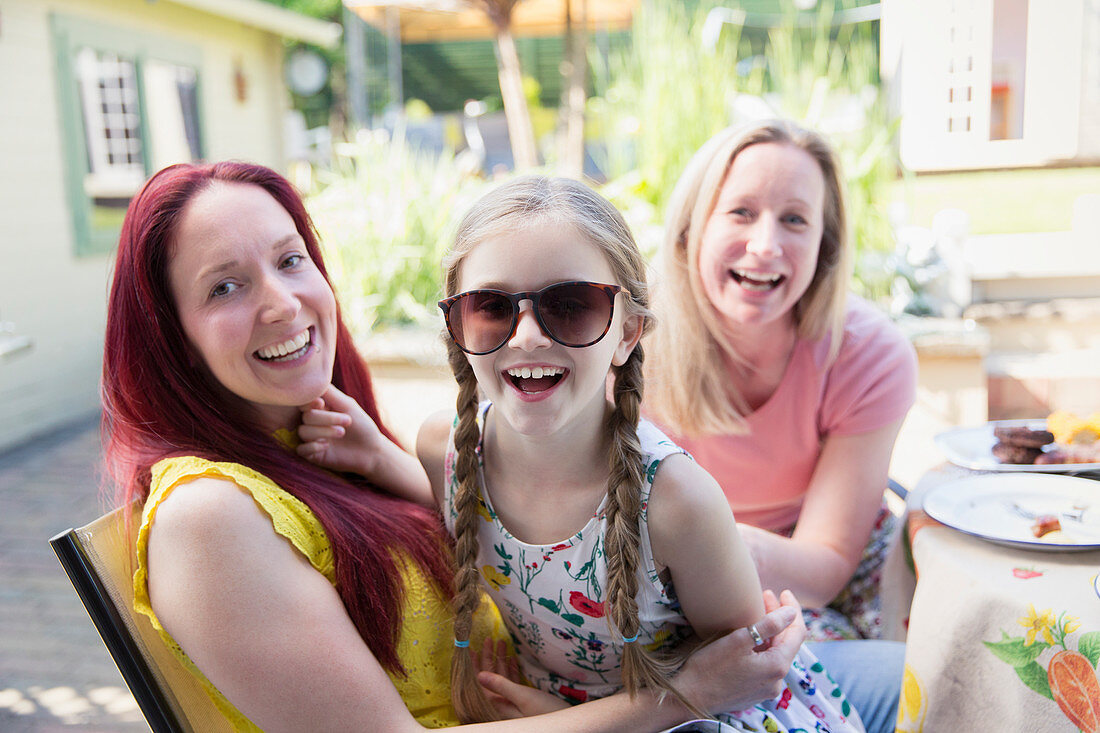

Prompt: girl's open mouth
xmin=505 ymin=365 xmax=566 ymax=394
xmin=730 ymin=269 xmax=785 ymax=292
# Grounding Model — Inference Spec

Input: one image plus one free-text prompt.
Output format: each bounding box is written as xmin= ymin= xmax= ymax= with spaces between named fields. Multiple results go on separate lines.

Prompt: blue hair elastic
xmin=454 ymin=639 xmax=470 ymax=648
xmin=622 ymin=633 xmax=640 ymax=643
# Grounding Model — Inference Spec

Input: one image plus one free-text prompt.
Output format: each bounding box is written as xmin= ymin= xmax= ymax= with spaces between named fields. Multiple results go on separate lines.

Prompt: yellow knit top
xmin=133 ymin=455 xmax=507 ymax=730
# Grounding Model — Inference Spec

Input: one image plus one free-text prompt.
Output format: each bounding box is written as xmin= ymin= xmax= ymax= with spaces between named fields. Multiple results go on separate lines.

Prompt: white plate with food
xmin=922 ymin=473 xmax=1100 ymax=551
xmin=934 ymin=419 xmax=1100 ymax=473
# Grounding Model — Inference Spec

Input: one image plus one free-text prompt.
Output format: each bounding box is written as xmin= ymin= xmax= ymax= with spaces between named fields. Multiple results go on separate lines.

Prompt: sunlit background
xmin=2 ymin=0 xmax=1098 ymax=728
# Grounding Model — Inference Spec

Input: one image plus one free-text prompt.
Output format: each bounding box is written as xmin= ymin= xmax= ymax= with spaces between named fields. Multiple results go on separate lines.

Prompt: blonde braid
xmin=446 ymin=341 xmax=501 ymax=723
xmin=605 ymin=344 xmax=708 ymax=717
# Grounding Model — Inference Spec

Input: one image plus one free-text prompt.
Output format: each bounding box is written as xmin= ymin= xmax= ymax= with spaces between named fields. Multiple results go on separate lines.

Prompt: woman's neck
xmin=252 ymin=404 xmax=302 ymax=436
xmin=721 ymin=317 xmax=799 ymax=412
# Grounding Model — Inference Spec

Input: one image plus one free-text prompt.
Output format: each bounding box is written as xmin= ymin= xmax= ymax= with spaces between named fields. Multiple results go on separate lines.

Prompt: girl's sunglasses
xmin=439 ymin=281 xmax=624 ymax=356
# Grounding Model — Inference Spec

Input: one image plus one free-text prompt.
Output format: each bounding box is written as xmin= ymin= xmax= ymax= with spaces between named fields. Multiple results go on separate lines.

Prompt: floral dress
xmin=443 ymin=403 xmax=865 ymax=733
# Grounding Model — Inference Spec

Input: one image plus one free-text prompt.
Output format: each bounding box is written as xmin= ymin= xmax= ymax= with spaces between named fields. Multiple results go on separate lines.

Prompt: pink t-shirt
xmin=658 ymin=296 xmax=917 ymax=531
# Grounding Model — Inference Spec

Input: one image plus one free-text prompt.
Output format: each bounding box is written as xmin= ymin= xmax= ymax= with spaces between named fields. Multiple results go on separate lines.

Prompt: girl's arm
xmin=647 ymin=454 xmax=766 ymax=639
xmin=738 ymin=419 xmax=905 ymax=607
xmin=148 ymin=476 xmax=802 ymax=732
xmin=296 ymin=384 xmax=435 ymax=508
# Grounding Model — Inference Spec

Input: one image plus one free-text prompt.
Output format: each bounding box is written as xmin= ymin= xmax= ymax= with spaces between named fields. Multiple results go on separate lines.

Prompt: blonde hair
xmin=646 ymin=119 xmax=851 ymax=437
xmin=442 ymin=176 xmax=700 ymax=721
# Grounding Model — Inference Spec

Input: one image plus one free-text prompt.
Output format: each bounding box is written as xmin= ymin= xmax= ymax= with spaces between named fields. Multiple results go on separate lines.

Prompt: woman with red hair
xmin=102 ymin=161 xmax=806 ymax=731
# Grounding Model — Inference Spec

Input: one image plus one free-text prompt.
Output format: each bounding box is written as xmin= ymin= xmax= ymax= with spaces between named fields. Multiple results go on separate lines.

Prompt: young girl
xmin=303 ymin=176 xmax=862 ymax=732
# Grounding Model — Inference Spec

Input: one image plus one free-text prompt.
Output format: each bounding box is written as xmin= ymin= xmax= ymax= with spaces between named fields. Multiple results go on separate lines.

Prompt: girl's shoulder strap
xmin=636 ymin=418 xmax=690 ymax=487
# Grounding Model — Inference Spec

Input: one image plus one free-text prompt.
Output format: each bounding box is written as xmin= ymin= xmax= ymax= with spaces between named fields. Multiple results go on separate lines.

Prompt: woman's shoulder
xmin=142 ymin=456 xmax=334 ymax=581
xmin=809 ymin=295 xmax=914 ymax=372
xmin=840 ymin=295 xmax=911 ymax=350
xmin=145 ymin=470 xmax=277 ymax=554
xmin=813 ymin=296 xmax=918 ymax=432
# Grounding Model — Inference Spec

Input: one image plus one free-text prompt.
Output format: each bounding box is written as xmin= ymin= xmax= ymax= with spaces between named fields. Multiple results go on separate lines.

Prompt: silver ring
xmin=748 ymin=624 xmax=765 ymax=646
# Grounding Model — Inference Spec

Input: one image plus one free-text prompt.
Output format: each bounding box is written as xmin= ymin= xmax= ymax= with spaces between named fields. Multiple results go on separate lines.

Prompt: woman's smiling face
xmin=168 ymin=181 xmax=337 ymax=432
xmin=697 ymin=142 xmax=826 ymax=332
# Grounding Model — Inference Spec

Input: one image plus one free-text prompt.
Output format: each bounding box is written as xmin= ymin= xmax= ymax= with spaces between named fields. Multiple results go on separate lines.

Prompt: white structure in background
xmin=881 ymin=0 xmax=1100 ymax=171
xmin=0 ymin=0 xmax=339 ymax=452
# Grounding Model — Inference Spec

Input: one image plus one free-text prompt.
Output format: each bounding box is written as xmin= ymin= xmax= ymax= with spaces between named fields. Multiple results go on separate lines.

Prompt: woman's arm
xmin=296 ymin=384 xmax=435 ymax=508
xmin=647 ymin=454 xmax=766 ymax=638
xmin=739 ymin=418 xmax=905 ymax=607
xmin=148 ymin=475 xmax=802 ymax=732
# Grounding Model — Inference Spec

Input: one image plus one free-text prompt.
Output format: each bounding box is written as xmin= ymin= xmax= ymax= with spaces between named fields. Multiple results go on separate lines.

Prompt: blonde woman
xmin=645 ymin=119 xmax=915 ymax=729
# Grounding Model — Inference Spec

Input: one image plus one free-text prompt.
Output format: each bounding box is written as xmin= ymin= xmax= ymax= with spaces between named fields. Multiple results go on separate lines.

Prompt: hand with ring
xmin=748 ymin=624 xmax=766 ymax=647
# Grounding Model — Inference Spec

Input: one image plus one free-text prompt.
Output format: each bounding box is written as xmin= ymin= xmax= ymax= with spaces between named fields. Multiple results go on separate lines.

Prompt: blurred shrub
xmin=307 ymin=125 xmax=490 ymax=334
xmin=310 ymin=1 xmax=899 ymax=334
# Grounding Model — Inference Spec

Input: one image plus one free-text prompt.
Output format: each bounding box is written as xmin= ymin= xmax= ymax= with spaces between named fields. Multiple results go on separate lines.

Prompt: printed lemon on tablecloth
xmin=896 ymin=664 xmax=926 ymax=733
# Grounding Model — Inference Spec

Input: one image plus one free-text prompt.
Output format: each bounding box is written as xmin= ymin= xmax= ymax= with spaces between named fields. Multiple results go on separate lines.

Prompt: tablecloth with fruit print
xmin=895 ymin=465 xmax=1100 ymax=733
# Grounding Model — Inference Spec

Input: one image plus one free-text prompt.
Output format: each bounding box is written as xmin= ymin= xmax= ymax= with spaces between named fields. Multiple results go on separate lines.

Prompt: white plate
xmin=934 ymin=419 xmax=1100 ymax=473
xmin=922 ymin=473 xmax=1100 ymax=551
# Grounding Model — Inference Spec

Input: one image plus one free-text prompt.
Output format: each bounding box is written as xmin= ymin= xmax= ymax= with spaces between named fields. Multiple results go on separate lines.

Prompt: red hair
xmin=102 ymin=161 xmax=452 ymax=672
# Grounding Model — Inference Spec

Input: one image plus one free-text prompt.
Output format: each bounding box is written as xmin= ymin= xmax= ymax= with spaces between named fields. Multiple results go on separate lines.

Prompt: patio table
xmin=893 ymin=463 xmax=1100 ymax=732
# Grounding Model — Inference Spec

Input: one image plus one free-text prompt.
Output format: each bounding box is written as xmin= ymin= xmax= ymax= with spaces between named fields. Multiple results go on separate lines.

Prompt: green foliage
xmin=310 ymin=0 xmax=900 ymax=331
xmin=306 ymin=127 xmax=491 ymax=333
xmin=590 ymin=1 xmax=744 ymax=220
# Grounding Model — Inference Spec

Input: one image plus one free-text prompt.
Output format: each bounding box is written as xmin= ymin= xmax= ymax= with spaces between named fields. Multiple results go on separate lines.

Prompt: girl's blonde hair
xmin=646 ymin=119 xmax=851 ymax=437
xmin=443 ymin=176 xmax=699 ymax=721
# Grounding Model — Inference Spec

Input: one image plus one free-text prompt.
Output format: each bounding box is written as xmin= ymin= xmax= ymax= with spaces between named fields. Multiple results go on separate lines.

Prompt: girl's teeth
xmin=507 ymin=366 xmax=563 ymax=378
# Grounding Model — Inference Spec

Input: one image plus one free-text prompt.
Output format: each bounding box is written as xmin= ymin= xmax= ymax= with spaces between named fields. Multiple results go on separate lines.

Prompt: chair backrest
xmin=51 ymin=505 xmax=236 ymax=733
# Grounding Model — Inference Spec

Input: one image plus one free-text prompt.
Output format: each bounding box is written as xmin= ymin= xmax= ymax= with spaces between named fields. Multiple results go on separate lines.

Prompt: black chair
xmin=51 ymin=505 xmax=234 ymax=733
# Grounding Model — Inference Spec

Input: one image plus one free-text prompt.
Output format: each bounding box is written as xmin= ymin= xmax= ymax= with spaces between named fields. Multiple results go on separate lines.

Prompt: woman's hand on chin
xmin=297 ymin=384 xmax=435 ymax=507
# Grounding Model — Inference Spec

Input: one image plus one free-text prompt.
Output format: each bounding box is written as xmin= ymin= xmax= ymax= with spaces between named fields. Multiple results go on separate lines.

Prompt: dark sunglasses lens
xmin=538 ymin=284 xmax=612 ymax=346
xmin=451 ymin=292 xmax=515 ymax=353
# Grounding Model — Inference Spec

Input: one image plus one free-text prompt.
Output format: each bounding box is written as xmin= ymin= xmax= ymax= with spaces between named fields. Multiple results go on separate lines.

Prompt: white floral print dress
xmin=443 ymin=402 xmax=865 ymax=733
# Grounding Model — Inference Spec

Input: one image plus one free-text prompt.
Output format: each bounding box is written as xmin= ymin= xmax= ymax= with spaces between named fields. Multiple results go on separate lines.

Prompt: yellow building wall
xmin=0 ymin=0 xmax=293 ymax=451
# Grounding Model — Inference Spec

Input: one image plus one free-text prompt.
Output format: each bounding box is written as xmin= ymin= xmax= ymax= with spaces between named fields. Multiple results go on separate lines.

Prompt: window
xmin=944 ymin=4 xmax=976 ymax=136
xmin=52 ymin=15 xmax=204 ymax=255
xmin=990 ymin=0 xmax=1028 ymax=140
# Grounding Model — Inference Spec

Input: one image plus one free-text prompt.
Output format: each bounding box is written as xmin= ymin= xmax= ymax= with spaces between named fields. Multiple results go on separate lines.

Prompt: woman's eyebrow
xmin=195 ymin=235 xmax=304 ymax=282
